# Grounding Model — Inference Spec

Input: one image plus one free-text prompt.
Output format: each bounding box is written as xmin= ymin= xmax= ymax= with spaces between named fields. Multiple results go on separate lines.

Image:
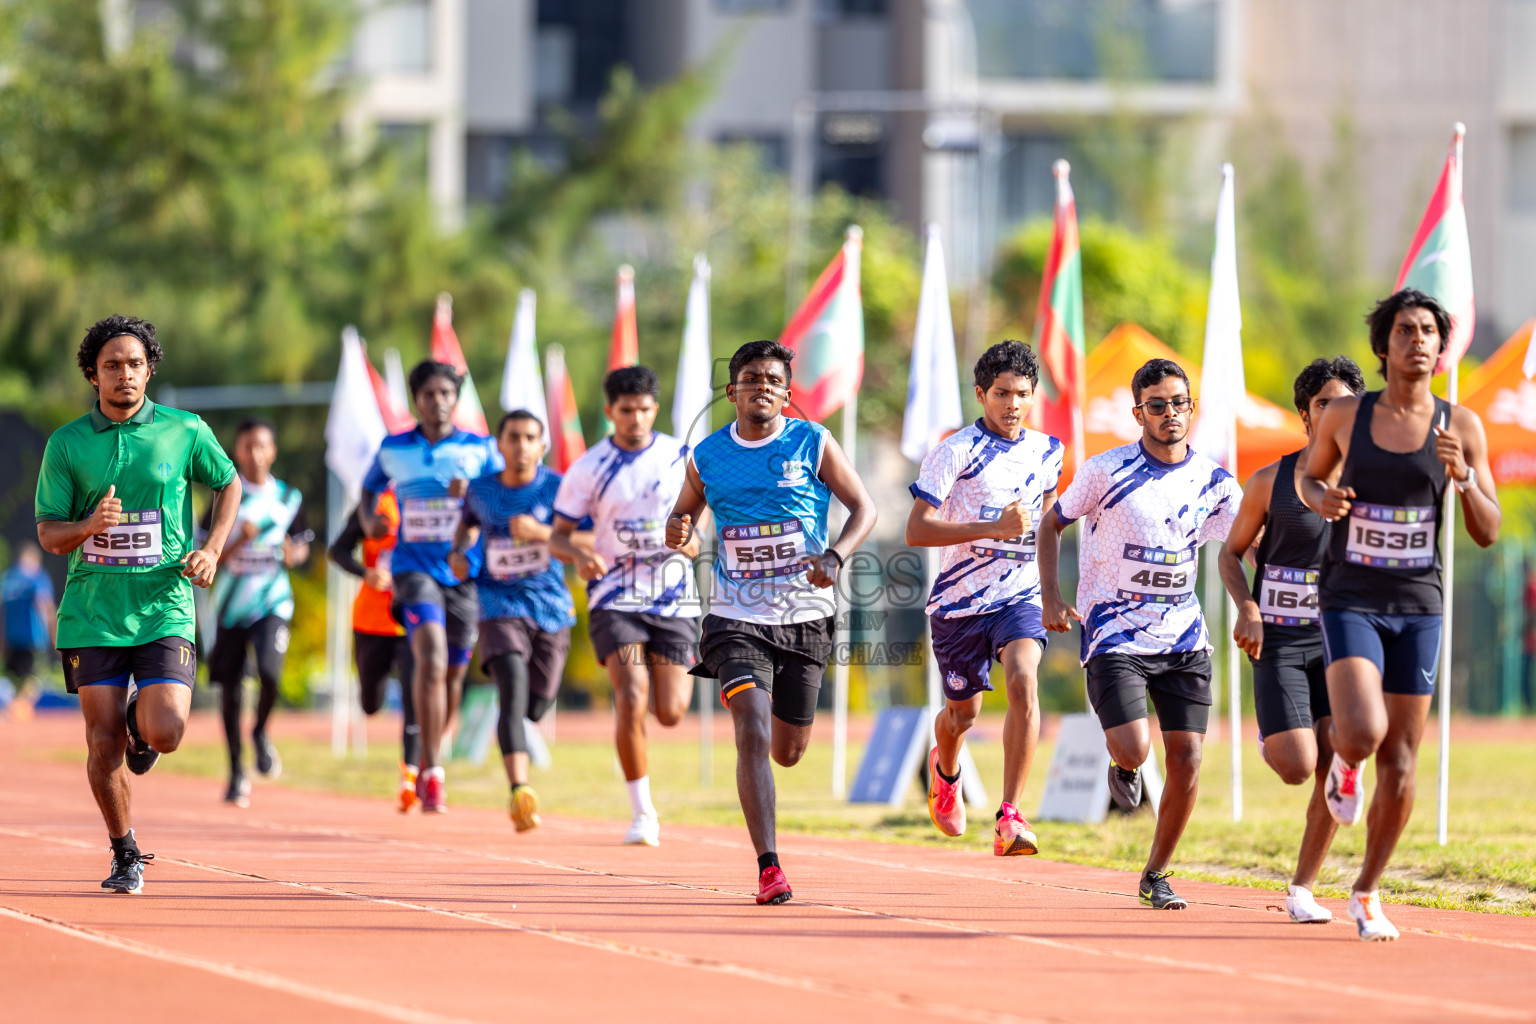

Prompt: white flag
xmin=325 ymin=326 xmax=389 ymax=504
xmin=1192 ymin=164 xmax=1244 ymax=472
xmin=673 ymin=254 xmax=715 ymax=442
xmin=901 ymin=224 xmax=964 ymax=464
xmin=1522 ymin=320 xmax=1536 ymax=380
xmin=500 ymin=288 xmax=548 ymax=433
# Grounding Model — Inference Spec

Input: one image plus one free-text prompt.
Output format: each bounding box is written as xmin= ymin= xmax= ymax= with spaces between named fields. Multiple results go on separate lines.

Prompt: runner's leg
xmin=999 ymin=637 xmax=1043 ymax=808
xmin=250 ymin=617 xmax=286 ymax=743
xmin=1326 ymin=658 xmax=1388 ymax=765
xmin=411 ymin=622 xmax=449 ymax=771
xmin=396 ymin=639 xmax=421 ymax=767
xmin=1102 ymin=719 xmax=1153 ymax=770
xmin=488 ymin=652 xmax=531 ymax=787
xmin=1262 ymin=728 xmax=1318 ymax=786
xmin=132 ymin=678 xmax=192 ymax=753
xmin=1293 ymin=715 xmax=1340 ymax=889
xmin=219 ymin=677 xmax=243 ymax=772
xmin=609 ymin=646 xmax=651 ymax=781
xmin=79 ymin=686 xmax=130 ymax=837
xmin=647 ymin=655 xmax=693 ymax=728
xmin=730 ymin=686 xmax=777 ymax=856
xmin=1144 ymin=730 xmax=1202 ymax=875
xmin=1354 ymin=693 xmax=1432 ymax=894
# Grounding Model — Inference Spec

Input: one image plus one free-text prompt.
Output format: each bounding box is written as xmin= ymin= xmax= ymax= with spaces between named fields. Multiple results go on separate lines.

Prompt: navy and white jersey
xmin=1055 ymin=441 xmax=1240 ymax=664
xmin=553 ymin=433 xmax=699 ymax=618
xmin=911 ymin=420 xmax=1064 ymax=619
xmin=203 ymin=475 xmax=312 ymax=629
xmin=362 ymin=427 xmax=502 ymax=586
xmin=462 ymin=467 xmax=575 ymax=633
xmin=692 ymin=417 xmax=833 ymax=626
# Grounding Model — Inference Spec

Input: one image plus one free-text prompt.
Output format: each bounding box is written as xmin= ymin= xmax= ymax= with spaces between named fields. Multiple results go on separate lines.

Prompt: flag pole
xmin=831 ymin=383 xmax=856 ymax=799
xmin=1436 ymin=123 xmax=1465 ymax=847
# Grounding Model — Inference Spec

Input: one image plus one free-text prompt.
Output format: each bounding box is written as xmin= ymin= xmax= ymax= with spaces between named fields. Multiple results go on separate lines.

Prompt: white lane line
xmin=0 ymin=826 xmax=1039 ymax=1024
xmin=0 ymin=903 xmax=480 ymax=1024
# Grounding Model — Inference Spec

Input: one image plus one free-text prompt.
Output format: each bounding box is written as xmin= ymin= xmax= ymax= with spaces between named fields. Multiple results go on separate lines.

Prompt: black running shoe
xmin=1139 ymin=870 xmax=1188 ymax=910
xmin=1108 ymin=760 xmax=1142 ymax=811
xmin=224 ymin=770 xmax=251 ymax=808
xmin=124 ymin=692 xmax=160 ymax=776
xmin=252 ymin=731 xmax=281 ymax=780
xmin=102 ymin=848 xmax=154 ymax=894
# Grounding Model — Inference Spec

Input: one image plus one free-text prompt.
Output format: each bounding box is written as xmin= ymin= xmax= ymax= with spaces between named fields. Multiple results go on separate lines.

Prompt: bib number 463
xmin=1128 ymin=568 xmax=1186 ymax=589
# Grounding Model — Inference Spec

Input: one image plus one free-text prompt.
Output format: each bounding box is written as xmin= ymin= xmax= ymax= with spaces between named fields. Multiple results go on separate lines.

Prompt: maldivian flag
xmin=544 ymin=344 xmax=587 ymax=473
xmin=1395 ymin=123 xmax=1474 ymax=372
xmin=361 ymin=338 xmax=416 ymax=434
xmin=609 ymin=265 xmax=639 ymax=370
xmin=430 ymin=293 xmax=490 ymax=435
xmin=780 ymin=227 xmax=863 ymax=422
xmin=1030 ymin=159 xmax=1086 ymax=471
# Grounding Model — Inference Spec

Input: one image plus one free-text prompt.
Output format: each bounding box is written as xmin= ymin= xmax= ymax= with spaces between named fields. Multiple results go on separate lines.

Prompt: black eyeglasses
xmin=1136 ymin=397 xmax=1195 ymax=416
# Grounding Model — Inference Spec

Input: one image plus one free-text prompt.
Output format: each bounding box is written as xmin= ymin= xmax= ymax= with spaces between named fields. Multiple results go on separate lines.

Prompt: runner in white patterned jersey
xmin=1215 ymin=357 xmax=1365 ymax=926
xmin=550 ymin=366 xmax=701 ymax=847
xmin=906 ymin=341 xmax=1062 ymax=857
xmin=1039 ymin=358 xmax=1241 ymax=911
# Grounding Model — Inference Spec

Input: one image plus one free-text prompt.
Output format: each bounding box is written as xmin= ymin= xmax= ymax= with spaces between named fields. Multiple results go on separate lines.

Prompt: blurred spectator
xmin=2 ymin=544 xmax=56 ymax=720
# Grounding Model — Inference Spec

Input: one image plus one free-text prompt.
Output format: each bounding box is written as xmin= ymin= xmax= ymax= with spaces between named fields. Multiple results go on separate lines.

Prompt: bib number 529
xmin=93 ymin=531 xmax=154 ymax=551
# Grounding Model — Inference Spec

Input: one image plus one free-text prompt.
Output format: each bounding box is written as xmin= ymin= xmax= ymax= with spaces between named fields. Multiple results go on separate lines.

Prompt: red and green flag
xmin=609 ymin=264 xmax=639 ymax=371
xmin=780 ymin=227 xmax=864 ymax=422
xmin=544 ymin=343 xmax=587 ymax=473
xmin=430 ymin=293 xmax=490 ymax=435
xmin=1030 ymin=159 xmax=1086 ymax=476
xmin=1395 ymin=124 xmax=1474 ymax=374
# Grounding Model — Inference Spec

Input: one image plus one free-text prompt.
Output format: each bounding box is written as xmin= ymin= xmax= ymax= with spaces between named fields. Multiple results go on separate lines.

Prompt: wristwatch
xmin=1454 ymin=466 xmax=1477 ymax=494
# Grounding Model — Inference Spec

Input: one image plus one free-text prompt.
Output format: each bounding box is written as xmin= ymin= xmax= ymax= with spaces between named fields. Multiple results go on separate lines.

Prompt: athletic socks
xmin=935 ymin=763 xmax=961 ymax=786
xmin=757 ymin=852 xmax=779 ymax=872
xmin=110 ymin=829 xmax=139 ymax=858
xmin=626 ymin=776 xmax=656 ymax=818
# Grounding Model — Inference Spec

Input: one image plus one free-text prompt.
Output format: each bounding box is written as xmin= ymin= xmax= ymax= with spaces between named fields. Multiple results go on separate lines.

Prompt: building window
xmin=1510 ymin=126 xmax=1536 ymax=214
xmin=818 ymin=0 xmax=885 ymax=17
xmin=356 ymin=0 xmax=432 ymax=76
xmin=717 ymin=0 xmax=790 ymax=13
xmin=970 ymin=0 xmax=1217 ymax=83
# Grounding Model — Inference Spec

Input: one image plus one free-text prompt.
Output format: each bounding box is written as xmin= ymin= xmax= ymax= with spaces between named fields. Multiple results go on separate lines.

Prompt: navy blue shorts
xmin=1319 ymin=610 xmax=1441 ymax=696
xmin=929 ymin=602 xmax=1046 ymax=702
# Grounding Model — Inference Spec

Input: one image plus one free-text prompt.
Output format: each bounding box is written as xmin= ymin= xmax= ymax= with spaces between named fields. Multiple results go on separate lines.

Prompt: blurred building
xmin=343 ymin=0 xmax=1532 ymax=341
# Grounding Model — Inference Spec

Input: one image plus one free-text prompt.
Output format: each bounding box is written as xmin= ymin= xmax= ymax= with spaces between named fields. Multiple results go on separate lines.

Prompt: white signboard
xmin=1036 ymin=713 xmax=1164 ymax=823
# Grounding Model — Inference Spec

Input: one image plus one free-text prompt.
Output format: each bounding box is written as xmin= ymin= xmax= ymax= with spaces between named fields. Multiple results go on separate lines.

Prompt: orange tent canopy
xmin=1060 ymin=323 xmax=1309 ymax=491
xmin=1458 ymin=319 xmax=1536 ymax=485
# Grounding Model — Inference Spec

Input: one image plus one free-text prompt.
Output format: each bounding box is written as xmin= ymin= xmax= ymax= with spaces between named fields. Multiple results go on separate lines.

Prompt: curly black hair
xmin=407 ymin=359 xmax=462 ymax=398
xmin=603 ymin=365 xmax=661 ymax=404
xmin=1365 ymin=288 xmax=1452 ymax=377
xmin=973 ymin=340 xmax=1040 ymax=392
xmin=1131 ymin=358 xmax=1191 ymax=403
xmin=1292 ymin=356 xmax=1366 ymax=413
xmin=78 ymin=315 xmax=162 ymax=386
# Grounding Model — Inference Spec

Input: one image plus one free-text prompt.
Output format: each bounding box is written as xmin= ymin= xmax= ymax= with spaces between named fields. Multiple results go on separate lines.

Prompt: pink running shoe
xmin=993 ymin=802 xmax=1038 ymax=857
xmin=927 ymin=746 xmax=965 ymax=837
xmin=419 ymin=768 xmax=447 ymax=814
xmin=756 ymin=865 xmax=793 ymax=905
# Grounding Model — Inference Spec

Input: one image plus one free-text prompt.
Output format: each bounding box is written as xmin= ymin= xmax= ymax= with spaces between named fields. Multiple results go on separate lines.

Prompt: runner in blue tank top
xmin=1216 ymin=357 xmax=1364 ymax=925
xmin=1301 ymin=290 xmax=1501 ymax=940
xmin=666 ymin=340 xmax=876 ymax=906
xmin=360 ymin=360 xmax=502 ymax=813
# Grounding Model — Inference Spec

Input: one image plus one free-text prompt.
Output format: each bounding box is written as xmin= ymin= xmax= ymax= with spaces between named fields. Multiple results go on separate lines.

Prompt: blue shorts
xmin=929 ymin=602 xmax=1046 ymax=702
xmin=1319 ymin=610 xmax=1441 ymax=696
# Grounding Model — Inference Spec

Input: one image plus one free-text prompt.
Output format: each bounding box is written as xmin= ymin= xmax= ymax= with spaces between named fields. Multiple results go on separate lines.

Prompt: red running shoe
xmin=419 ymin=768 xmax=447 ymax=813
xmin=756 ymin=865 xmax=792 ymax=905
xmin=993 ymin=802 xmax=1039 ymax=857
xmin=927 ymin=746 xmax=965 ymax=837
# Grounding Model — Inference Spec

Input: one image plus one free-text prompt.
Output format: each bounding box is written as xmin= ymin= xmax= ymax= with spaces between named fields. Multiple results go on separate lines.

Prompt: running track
xmin=4 ymin=717 xmax=1533 ymax=1023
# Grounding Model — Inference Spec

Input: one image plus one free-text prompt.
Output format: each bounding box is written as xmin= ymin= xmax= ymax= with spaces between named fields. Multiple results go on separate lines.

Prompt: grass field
xmin=140 ymin=712 xmax=1536 ymax=915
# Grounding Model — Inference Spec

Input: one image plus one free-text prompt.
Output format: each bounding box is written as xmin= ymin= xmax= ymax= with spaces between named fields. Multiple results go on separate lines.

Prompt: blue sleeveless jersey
xmin=691 ymin=417 xmax=833 ymax=625
xmin=362 ymin=427 xmax=502 ymax=586
xmin=463 ymin=467 xmax=575 ymax=632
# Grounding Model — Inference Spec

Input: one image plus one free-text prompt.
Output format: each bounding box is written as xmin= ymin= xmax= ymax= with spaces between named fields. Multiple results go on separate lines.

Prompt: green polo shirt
xmin=35 ymin=398 xmax=236 ymax=648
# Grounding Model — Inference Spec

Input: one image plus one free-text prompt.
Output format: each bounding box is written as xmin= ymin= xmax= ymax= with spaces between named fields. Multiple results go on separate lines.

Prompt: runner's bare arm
xmin=904 ymin=493 xmax=1033 ymax=547
xmin=665 ymin=459 xmax=708 ymax=552
xmin=1218 ymin=463 xmax=1275 ymax=659
xmin=183 ymin=476 xmax=243 ymax=588
xmin=809 ymin=435 xmax=876 ymax=588
xmin=37 ymin=484 xmax=124 ymax=555
xmin=1036 ymin=503 xmax=1081 ymax=632
xmin=508 ymin=514 xmax=553 ymax=544
xmin=357 ymin=488 xmax=386 ymax=538
xmin=1438 ymin=405 xmax=1500 ymax=547
xmin=1298 ymin=396 xmax=1358 ymax=521
xmin=448 ymin=518 xmax=480 ymax=582
xmin=551 ymin=516 xmax=608 ymax=578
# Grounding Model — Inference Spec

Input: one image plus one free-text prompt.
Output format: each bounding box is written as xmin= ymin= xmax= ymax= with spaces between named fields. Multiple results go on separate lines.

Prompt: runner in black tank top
xmin=1218 ymin=357 xmax=1365 ymax=925
xmin=1300 ymin=290 xmax=1501 ymax=941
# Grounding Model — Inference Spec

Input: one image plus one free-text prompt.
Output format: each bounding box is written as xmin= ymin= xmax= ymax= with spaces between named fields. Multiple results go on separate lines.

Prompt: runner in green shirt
xmin=35 ymin=315 xmax=241 ymax=895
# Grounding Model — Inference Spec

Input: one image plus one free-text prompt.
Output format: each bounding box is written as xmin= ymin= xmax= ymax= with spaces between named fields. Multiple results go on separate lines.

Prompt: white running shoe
xmin=623 ymin=812 xmax=660 ymax=847
xmin=1347 ymin=891 xmax=1399 ymax=941
xmin=1285 ymin=885 xmax=1333 ymax=924
xmin=1325 ymin=752 xmax=1366 ymax=826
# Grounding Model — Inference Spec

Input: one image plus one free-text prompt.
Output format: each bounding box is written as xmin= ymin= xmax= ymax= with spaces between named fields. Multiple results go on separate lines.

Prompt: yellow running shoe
xmin=397 ymin=762 xmax=419 ymax=814
xmin=510 ymin=784 xmax=541 ymax=833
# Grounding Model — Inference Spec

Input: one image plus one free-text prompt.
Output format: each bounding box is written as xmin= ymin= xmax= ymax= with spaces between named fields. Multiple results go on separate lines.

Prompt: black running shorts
xmin=60 ymin=637 xmax=197 ymax=694
xmin=691 ymin=614 xmax=834 ymax=727
xmin=208 ymin=614 xmax=290 ymax=687
xmin=1084 ymin=650 xmax=1212 ymax=734
xmin=479 ymin=617 xmax=572 ymax=703
xmin=587 ymin=609 xmax=698 ymax=667
xmin=1252 ymin=639 xmax=1330 ymax=737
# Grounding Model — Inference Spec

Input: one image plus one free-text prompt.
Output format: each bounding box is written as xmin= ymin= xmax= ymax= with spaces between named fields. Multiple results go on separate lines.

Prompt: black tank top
xmin=1320 ymin=390 xmax=1450 ymax=615
xmin=1252 ymin=450 xmax=1328 ymax=646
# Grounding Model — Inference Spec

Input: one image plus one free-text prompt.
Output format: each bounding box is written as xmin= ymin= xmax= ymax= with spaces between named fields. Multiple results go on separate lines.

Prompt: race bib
xmin=1258 ymin=564 xmax=1320 ymax=626
xmin=970 ymin=506 xmax=1036 ymax=561
xmin=1115 ymin=544 xmax=1196 ymax=603
xmin=400 ymin=498 xmax=462 ymax=544
xmin=228 ymin=543 xmax=281 ymax=577
xmin=1345 ymin=502 xmax=1436 ymax=569
xmin=614 ymin=518 xmax=667 ymax=557
xmin=722 ymin=518 xmax=808 ymax=580
xmin=485 ymin=537 xmax=550 ymax=581
xmin=83 ymin=509 xmax=165 ymax=568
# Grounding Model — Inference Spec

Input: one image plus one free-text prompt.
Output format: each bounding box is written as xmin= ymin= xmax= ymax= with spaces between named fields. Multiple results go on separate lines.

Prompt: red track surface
xmin=4 ymin=714 xmax=1534 ymax=1023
